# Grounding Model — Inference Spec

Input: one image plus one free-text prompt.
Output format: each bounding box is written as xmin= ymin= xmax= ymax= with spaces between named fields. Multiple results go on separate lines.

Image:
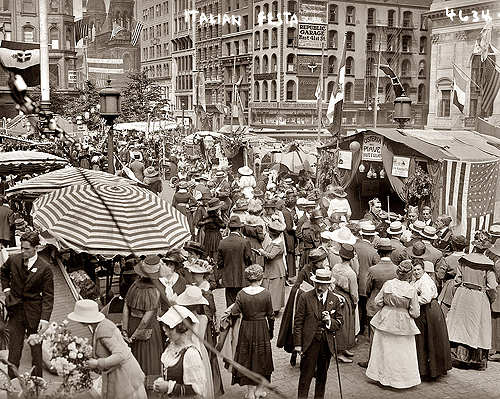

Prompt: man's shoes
xmin=290 ymin=352 xmax=297 ymax=366
xmin=343 ymin=350 xmax=355 ymax=357
xmin=358 ymin=361 xmax=368 ymax=368
xmin=338 ymin=354 xmax=353 ymax=363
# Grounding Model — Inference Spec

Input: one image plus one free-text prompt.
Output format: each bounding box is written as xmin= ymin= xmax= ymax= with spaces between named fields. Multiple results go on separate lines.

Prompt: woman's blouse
xmin=331 ymin=263 xmax=358 ymax=305
xmin=411 ymin=272 xmax=438 ymax=305
xmin=125 ymin=279 xmax=160 ymax=311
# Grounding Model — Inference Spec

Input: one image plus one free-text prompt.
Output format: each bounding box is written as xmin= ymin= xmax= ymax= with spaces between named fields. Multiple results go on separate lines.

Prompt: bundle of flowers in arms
xmin=27 ymin=320 xmax=93 ymax=396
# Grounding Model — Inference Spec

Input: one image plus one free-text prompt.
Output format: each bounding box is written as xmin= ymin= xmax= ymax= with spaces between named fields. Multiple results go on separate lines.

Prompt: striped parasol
xmin=33 ymin=183 xmax=191 ymax=257
xmin=0 ymin=151 xmax=69 ymax=175
xmin=6 ymin=167 xmax=138 ymax=200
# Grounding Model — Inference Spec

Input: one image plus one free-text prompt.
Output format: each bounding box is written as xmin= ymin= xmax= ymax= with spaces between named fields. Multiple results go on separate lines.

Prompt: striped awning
xmin=33 ymin=184 xmax=191 ymax=257
xmin=0 ymin=151 xmax=69 ymax=175
xmin=6 ymin=167 xmax=138 ymax=200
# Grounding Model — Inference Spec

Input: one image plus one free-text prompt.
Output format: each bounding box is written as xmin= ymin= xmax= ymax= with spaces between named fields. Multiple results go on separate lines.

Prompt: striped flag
xmin=481 ymin=55 xmax=500 ymax=114
xmin=315 ymin=77 xmax=321 ymax=100
xmin=327 ymin=34 xmax=346 ymax=134
xmin=0 ymin=41 xmax=40 ymax=86
xmin=380 ymin=64 xmax=406 ymax=97
xmin=110 ymin=22 xmax=125 ymax=40
xmin=131 ymin=21 xmax=144 ymax=46
xmin=453 ymin=65 xmax=467 ymax=113
xmin=75 ymin=16 xmax=90 ymax=43
xmin=441 ymin=160 xmax=499 ymax=239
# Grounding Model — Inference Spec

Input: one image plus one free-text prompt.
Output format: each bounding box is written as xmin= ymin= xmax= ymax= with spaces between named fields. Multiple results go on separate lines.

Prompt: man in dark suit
xmin=218 ymin=215 xmax=252 ymax=306
xmin=293 ymin=269 xmax=343 ymax=399
xmin=1 ymin=231 xmax=54 ymax=378
xmin=281 ymin=190 xmax=298 ymax=282
xmin=0 ymin=196 xmax=15 ymax=247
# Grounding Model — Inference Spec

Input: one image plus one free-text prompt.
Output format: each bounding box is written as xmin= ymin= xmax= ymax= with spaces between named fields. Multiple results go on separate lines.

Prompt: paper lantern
xmin=359 ymin=163 xmax=366 ymax=173
xmin=349 ymin=141 xmax=361 ymax=152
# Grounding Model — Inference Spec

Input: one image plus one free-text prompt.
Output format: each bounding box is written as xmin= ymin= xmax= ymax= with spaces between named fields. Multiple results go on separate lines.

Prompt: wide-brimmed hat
xmin=144 ymin=166 xmax=159 ymax=178
xmin=184 ymin=241 xmax=205 ymax=255
xmin=410 ymin=220 xmax=426 ymax=233
xmin=489 ymin=224 xmax=500 ymax=237
xmin=310 ymin=269 xmax=336 ymax=284
xmin=199 ymin=174 xmax=210 ymax=181
xmin=410 ymin=241 xmax=428 ymax=258
xmin=332 ymin=186 xmax=347 ymax=198
xmin=135 ymin=255 xmax=162 ymax=278
xmin=309 ymin=248 xmax=328 ymax=263
xmin=206 ymin=198 xmax=223 ymax=211
xmin=214 ymin=171 xmax=226 ymax=179
xmin=472 ymin=230 xmax=492 ymax=250
xmin=263 ymin=199 xmax=277 ymax=208
xmin=67 ymin=299 xmax=105 ymax=324
xmin=339 ymin=243 xmax=355 ymax=260
xmin=459 ymin=253 xmax=494 ymax=267
xmin=253 ymin=188 xmax=264 ymax=197
xmin=310 ymin=209 xmax=323 ymax=220
xmin=228 ymin=215 xmax=243 ymax=228
xmin=184 ymin=259 xmax=213 ymax=274
xmin=158 ymin=305 xmax=199 ymax=328
xmin=178 ymin=181 xmax=189 ymax=190
xmin=283 ymin=177 xmax=294 ymax=185
xmin=330 ymin=227 xmax=356 ymax=245
xmin=238 ymin=166 xmax=254 ymax=176
xmin=376 ymin=238 xmax=394 ymax=251
xmin=387 ymin=221 xmax=404 ymax=235
xmin=247 ymin=199 xmax=263 ymax=214
xmin=163 ymin=250 xmax=183 ymax=265
xmin=360 ymin=225 xmax=376 ymax=236
xmin=420 ymin=226 xmax=438 ymax=240
xmin=176 ymin=286 xmax=209 ymax=306
xmin=233 ymin=198 xmax=248 ymax=212
xmin=14 ymin=218 xmax=27 ymax=229
xmin=268 ymin=220 xmax=285 ymax=233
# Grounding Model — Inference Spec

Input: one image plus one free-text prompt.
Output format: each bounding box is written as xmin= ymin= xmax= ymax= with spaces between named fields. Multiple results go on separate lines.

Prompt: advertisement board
xmin=299 ymin=0 xmax=327 ymax=23
xmin=298 ymin=23 xmax=326 ymax=48
xmin=362 ymin=134 xmax=383 ymax=161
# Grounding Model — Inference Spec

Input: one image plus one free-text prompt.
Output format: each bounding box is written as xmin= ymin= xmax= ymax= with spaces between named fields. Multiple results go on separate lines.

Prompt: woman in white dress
xmin=238 ymin=166 xmax=256 ymax=199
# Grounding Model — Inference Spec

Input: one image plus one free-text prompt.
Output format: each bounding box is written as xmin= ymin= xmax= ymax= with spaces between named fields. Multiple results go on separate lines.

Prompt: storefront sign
xmin=392 ymin=156 xmax=410 ymax=178
xmin=298 ymin=23 xmax=326 ymax=48
xmin=254 ymin=73 xmax=278 ymax=80
xmin=68 ymin=70 xmax=77 ymax=83
xmin=299 ymin=0 xmax=327 ymax=24
xmin=362 ymin=134 xmax=383 ymax=161
xmin=337 ymin=150 xmax=352 ymax=170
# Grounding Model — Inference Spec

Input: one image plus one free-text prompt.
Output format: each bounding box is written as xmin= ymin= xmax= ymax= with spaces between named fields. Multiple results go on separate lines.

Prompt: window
xmin=418 ymin=60 xmax=426 ymax=77
xmin=263 ymin=81 xmax=269 ymax=101
xmin=23 ymin=26 xmax=34 ymax=42
xmin=65 ymin=28 xmax=71 ymax=49
xmin=272 ymin=1 xmax=278 ymax=16
xmin=287 ymin=27 xmax=296 ymax=46
xmin=235 ymin=0 xmax=239 ymax=9
xmin=419 ymin=37 xmax=427 ymax=54
xmin=243 ymin=15 xmax=249 ymax=30
xmin=439 ymin=88 xmax=451 ymax=117
xmin=287 ymin=54 xmax=295 ymax=72
xmin=50 ymin=27 xmax=59 ymax=49
xmin=263 ymin=55 xmax=269 ymax=73
xmin=420 ymin=16 xmax=428 ymax=30
xmin=345 ymin=82 xmax=353 ymax=102
xmin=388 ymin=10 xmax=395 ymax=27
xmin=254 ymin=81 xmax=260 ymax=101
xmin=367 ymin=8 xmax=375 ymax=25
xmin=402 ymin=35 xmax=411 ymax=53
xmin=271 ymin=54 xmax=277 ymax=72
xmin=235 ymin=41 xmax=239 ymax=55
xmin=418 ymin=84 xmax=425 ymax=103
xmin=328 ymin=30 xmax=337 ymax=49
xmin=329 ymin=4 xmax=338 ymax=23
xmin=288 ymin=1 xmax=296 ymax=15
xmin=272 ymin=28 xmax=278 ymax=47
xmin=345 ymin=57 xmax=354 ymax=75
xmin=346 ymin=6 xmax=355 ymax=24
xmin=366 ymin=33 xmax=375 ymax=51
xmin=255 ymin=6 xmax=260 ymax=24
xmin=327 ymin=81 xmax=334 ymax=99
xmin=401 ymin=59 xmax=411 ymax=77
xmin=226 ymin=42 xmax=231 ymax=56
xmin=254 ymin=31 xmax=260 ymax=49
xmin=386 ymin=34 xmax=394 ymax=51
xmin=286 ymin=80 xmax=295 ymax=100
xmin=366 ymin=57 xmax=375 ymax=76
xmin=346 ymin=31 xmax=354 ymax=50
xmin=263 ymin=29 xmax=269 ymax=48
xmin=403 ymin=11 xmax=412 ymax=28
xmin=328 ymin=56 xmax=336 ymax=74
xmin=50 ymin=0 xmax=58 ymax=13
xmin=243 ymin=39 xmax=249 ymax=53
xmin=263 ymin=3 xmax=269 ymax=15
xmin=271 ymin=80 xmax=277 ymax=101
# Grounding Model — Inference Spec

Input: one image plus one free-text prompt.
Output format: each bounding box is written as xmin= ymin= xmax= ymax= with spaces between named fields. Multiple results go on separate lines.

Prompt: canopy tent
xmin=320 ymin=128 xmax=500 ymax=238
xmin=114 ymin=121 xmax=178 ymax=133
xmin=0 ymin=151 xmax=69 ymax=175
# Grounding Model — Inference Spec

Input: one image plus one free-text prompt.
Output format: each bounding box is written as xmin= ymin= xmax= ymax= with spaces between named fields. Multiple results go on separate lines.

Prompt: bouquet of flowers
xmin=27 ymin=320 xmax=93 ymax=395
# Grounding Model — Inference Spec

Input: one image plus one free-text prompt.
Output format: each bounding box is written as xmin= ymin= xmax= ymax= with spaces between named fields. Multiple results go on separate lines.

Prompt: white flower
xmin=68 ymin=342 xmax=76 ymax=351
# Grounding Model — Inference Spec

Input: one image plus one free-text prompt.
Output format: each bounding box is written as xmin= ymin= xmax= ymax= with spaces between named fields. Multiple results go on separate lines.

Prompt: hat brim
xmin=420 ymin=233 xmax=438 ymax=240
xmin=387 ymin=228 xmax=404 ymax=235
xmin=333 ymin=192 xmax=348 ymax=198
xmin=184 ymin=246 xmax=205 ymax=255
xmin=67 ymin=311 xmax=105 ymax=324
xmin=228 ymin=222 xmax=244 ymax=228
xmin=207 ymin=204 xmax=223 ymax=211
xmin=238 ymin=167 xmax=253 ymax=176
xmin=330 ymin=231 xmax=356 ymax=245
xmin=176 ymin=295 xmax=209 ymax=306
xmin=185 ymin=265 xmax=212 ymax=274
xmin=310 ymin=276 xmax=336 ymax=284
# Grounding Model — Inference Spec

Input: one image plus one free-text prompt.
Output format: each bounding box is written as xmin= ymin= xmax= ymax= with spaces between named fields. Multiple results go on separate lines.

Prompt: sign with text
xmin=362 ymin=134 xmax=383 ymax=161
xmin=337 ymin=150 xmax=352 ymax=170
xmin=298 ymin=76 xmax=319 ymax=100
xmin=392 ymin=156 xmax=410 ymax=178
xmin=299 ymin=0 xmax=327 ymax=23
xmin=298 ymin=23 xmax=327 ymax=48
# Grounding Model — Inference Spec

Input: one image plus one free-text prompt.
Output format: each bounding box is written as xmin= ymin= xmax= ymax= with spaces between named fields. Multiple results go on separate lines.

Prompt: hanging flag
xmin=75 ymin=16 xmax=90 ymax=44
xmin=235 ymin=89 xmax=245 ymax=127
xmin=315 ymin=78 xmax=321 ymax=100
xmin=453 ymin=65 xmax=467 ymax=113
xmin=326 ymin=35 xmax=346 ymax=134
xmin=379 ymin=64 xmax=406 ymax=97
xmin=473 ymin=19 xmax=492 ymax=62
xmin=0 ymin=41 xmax=40 ymax=86
xmin=110 ymin=22 xmax=125 ymax=40
xmin=131 ymin=21 xmax=144 ymax=46
xmin=481 ymin=55 xmax=500 ymax=114
xmin=196 ymin=71 xmax=206 ymax=112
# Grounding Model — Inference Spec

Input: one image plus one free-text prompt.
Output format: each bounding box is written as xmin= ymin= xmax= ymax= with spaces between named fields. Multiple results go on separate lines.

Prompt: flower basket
xmin=402 ymin=164 xmax=434 ymax=207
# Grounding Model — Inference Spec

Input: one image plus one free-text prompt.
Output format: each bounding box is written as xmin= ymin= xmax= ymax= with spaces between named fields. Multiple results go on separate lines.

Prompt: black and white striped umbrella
xmin=33 ymin=183 xmax=191 ymax=257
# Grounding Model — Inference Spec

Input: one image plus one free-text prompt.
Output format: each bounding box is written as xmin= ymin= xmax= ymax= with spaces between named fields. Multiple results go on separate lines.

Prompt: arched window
xmin=367 ymin=8 xmax=376 ymax=25
xmin=50 ymin=27 xmax=59 ymax=49
xmin=271 ymin=54 xmax=277 ymax=72
xmin=401 ymin=59 xmax=411 ymax=77
xmin=418 ymin=84 xmax=425 ymax=103
xmin=286 ymin=80 xmax=295 ymax=100
xmin=254 ymin=31 xmax=260 ymax=49
xmin=346 ymin=31 xmax=354 ymax=49
xmin=345 ymin=82 xmax=353 ymax=102
xmin=402 ymin=35 xmax=412 ymax=53
xmin=287 ymin=27 xmax=296 ymax=46
xmin=327 ymin=81 xmax=334 ymax=99
xmin=366 ymin=57 xmax=375 ymax=76
xmin=263 ymin=54 xmax=269 ymax=73
xmin=271 ymin=28 xmax=278 ymax=47
xmin=388 ymin=9 xmax=395 ymax=27
xmin=366 ymin=33 xmax=375 ymax=51
xmin=255 ymin=6 xmax=260 ymax=24
xmin=328 ymin=56 xmax=336 ymax=74
xmin=419 ymin=37 xmax=427 ymax=54
xmin=287 ymin=53 xmax=295 ymax=72
xmin=345 ymin=57 xmax=354 ymax=75
xmin=263 ymin=29 xmax=269 ymax=48
xmin=263 ymin=81 xmax=269 ymax=101
xmin=271 ymin=80 xmax=277 ymax=101
xmin=254 ymin=56 xmax=260 ymax=73
xmin=254 ymin=82 xmax=260 ymax=101
xmin=328 ymin=30 xmax=337 ymax=49
xmin=287 ymin=0 xmax=296 ymax=14
xmin=419 ymin=60 xmax=426 ymax=77
xmin=386 ymin=34 xmax=394 ymax=51
xmin=402 ymin=83 xmax=411 ymax=96
xmin=263 ymin=3 xmax=269 ymax=15
xmin=366 ymin=82 xmax=375 ymax=99
xmin=403 ymin=11 xmax=412 ymax=28
xmin=329 ymin=4 xmax=338 ymax=23
xmin=65 ymin=28 xmax=71 ymax=49
xmin=272 ymin=1 xmax=278 ymax=15
xmin=346 ymin=6 xmax=355 ymax=24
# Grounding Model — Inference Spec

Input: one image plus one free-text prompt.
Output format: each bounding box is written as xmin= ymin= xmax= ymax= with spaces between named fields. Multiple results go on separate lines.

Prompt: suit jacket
xmin=0 ymin=205 xmax=14 ymax=241
xmin=353 ymin=239 xmax=380 ymax=297
xmin=0 ymin=253 xmax=54 ymax=329
xmin=293 ymin=289 xmax=343 ymax=354
xmin=365 ymin=258 xmax=397 ymax=317
xmin=281 ymin=206 xmax=297 ymax=253
xmin=389 ymin=238 xmax=406 ymax=266
xmin=218 ymin=233 xmax=252 ymax=288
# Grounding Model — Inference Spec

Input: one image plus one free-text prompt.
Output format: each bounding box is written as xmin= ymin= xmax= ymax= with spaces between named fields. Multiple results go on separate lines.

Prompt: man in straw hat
xmin=293 ymin=268 xmax=343 ymax=399
xmin=387 ymin=221 xmax=406 ymax=265
xmin=218 ymin=215 xmax=252 ymax=306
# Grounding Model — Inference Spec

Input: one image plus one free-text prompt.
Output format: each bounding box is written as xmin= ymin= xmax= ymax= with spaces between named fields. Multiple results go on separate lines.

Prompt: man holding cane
xmin=293 ymin=269 xmax=343 ymax=399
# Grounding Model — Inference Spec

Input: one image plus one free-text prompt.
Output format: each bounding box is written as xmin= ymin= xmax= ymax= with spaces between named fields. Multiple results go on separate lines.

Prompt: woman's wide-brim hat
xmin=206 ymin=198 xmax=223 ymax=211
xmin=68 ymin=299 xmax=105 ymax=324
xmin=330 ymin=227 xmax=356 ymax=245
xmin=489 ymin=239 xmax=500 ymax=256
xmin=134 ymin=255 xmax=161 ymax=278
xmin=144 ymin=166 xmax=159 ymax=178
xmin=184 ymin=260 xmax=213 ymax=274
xmin=332 ymin=186 xmax=347 ymax=198
xmin=268 ymin=220 xmax=285 ymax=233
xmin=176 ymin=286 xmax=209 ymax=306
xmin=184 ymin=241 xmax=205 ymax=255
xmin=158 ymin=305 xmax=199 ymax=328
xmin=238 ymin=166 xmax=254 ymax=176
xmin=310 ymin=269 xmax=336 ymax=284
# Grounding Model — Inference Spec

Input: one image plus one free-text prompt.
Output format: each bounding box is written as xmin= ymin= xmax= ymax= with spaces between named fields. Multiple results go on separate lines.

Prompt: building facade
xmin=426 ymin=0 xmax=500 ymax=129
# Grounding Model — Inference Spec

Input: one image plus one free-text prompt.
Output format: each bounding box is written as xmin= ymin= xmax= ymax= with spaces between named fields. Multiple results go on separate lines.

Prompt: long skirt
xmin=366 ymin=329 xmax=421 ymax=389
xmin=450 ymin=343 xmax=489 ymax=369
xmin=277 ymin=286 xmax=301 ymax=353
xmin=128 ymin=315 xmax=163 ymax=378
xmin=491 ymin=312 xmax=500 ymax=352
xmin=334 ymin=288 xmax=356 ymax=351
xmin=414 ymin=299 xmax=452 ymax=377
xmin=262 ymin=277 xmax=285 ymax=312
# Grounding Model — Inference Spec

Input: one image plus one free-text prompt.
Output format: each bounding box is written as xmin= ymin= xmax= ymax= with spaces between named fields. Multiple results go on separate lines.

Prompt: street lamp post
xmin=393 ymin=95 xmax=412 ymax=129
xmin=99 ymin=79 xmax=121 ymax=174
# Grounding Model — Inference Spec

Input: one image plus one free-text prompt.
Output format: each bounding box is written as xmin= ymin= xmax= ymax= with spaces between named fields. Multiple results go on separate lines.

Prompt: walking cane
xmin=331 ymin=333 xmax=343 ymax=399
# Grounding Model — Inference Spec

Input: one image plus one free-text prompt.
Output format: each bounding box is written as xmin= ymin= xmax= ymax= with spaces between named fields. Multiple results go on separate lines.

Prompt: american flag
xmin=481 ymin=55 xmax=500 ymax=114
xmin=441 ymin=160 xmax=499 ymax=239
xmin=109 ymin=22 xmax=125 ymax=40
xmin=131 ymin=21 xmax=144 ymax=46
xmin=75 ymin=17 xmax=89 ymax=43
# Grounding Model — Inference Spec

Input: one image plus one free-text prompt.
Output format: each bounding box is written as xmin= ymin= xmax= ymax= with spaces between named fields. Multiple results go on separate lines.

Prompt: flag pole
xmin=230 ymin=55 xmax=236 ymax=135
xmin=452 ymin=62 xmax=480 ymax=90
xmin=317 ymin=43 xmax=324 ymax=142
xmin=374 ymin=39 xmax=381 ymax=128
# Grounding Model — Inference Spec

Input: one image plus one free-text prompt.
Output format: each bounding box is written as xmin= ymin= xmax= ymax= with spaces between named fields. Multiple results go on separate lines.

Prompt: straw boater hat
xmin=68 ymin=299 xmax=105 ymax=324
xmin=144 ymin=166 xmax=159 ymax=178
xmin=360 ymin=225 xmax=377 ymax=236
xmin=135 ymin=255 xmax=162 ymax=278
xmin=376 ymin=238 xmax=394 ymax=251
xmin=206 ymin=198 xmax=223 ymax=211
xmin=310 ymin=269 xmax=336 ymax=284
xmin=410 ymin=220 xmax=426 ymax=234
xmin=387 ymin=221 xmax=404 ymax=235
xmin=330 ymin=227 xmax=356 ymax=245
xmin=199 ymin=174 xmax=210 ymax=181
xmin=176 ymin=286 xmax=209 ymax=306
xmin=238 ymin=166 xmax=254 ymax=176
xmin=420 ymin=226 xmax=438 ymax=240
xmin=158 ymin=305 xmax=199 ymax=328
xmin=214 ymin=171 xmax=226 ymax=179
xmin=283 ymin=177 xmax=294 ymax=185
xmin=14 ymin=218 xmax=28 ymax=229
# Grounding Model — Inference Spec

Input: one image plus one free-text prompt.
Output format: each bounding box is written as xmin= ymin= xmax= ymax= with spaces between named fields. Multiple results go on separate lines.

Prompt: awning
xmin=115 ymin=121 xmax=178 ymax=132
